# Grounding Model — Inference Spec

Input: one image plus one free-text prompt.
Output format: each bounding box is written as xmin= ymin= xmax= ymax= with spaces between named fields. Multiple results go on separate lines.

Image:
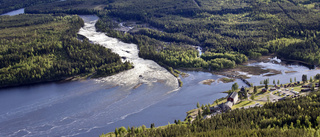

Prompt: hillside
xmin=20 ymin=0 xmax=320 ymax=71
xmin=0 ymin=14 xmax=132 ymax=87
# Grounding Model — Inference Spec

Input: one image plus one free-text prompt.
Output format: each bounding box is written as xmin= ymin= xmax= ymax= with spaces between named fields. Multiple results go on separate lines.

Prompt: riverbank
xmin=187 ymin=73 xmax=320 ymax=121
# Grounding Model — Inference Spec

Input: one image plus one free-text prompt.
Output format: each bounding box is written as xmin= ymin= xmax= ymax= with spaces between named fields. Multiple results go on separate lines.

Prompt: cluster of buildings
xmin=211 ymin=92 xmax=239 ymax=113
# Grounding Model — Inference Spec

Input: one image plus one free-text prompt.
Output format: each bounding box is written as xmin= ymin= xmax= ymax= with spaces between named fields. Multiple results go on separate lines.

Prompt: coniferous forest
xmin=0 ymin=14 xmax=132 ymax=87
xmin=18 ymin=0 xmax=320 ymax=70
xmin=1 ymin=0 xmax=320 ymax=136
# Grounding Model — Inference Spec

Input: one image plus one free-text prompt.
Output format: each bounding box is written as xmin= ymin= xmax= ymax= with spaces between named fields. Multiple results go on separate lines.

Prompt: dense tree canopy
xmin=0 ymin=14 xmax=132 ymax=87
xmin=13 ymin=0 xmax=320 ymax=70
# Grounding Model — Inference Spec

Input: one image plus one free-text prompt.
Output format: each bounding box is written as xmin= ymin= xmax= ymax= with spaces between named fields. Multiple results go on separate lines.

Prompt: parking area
xmin=271 ymin=87 xmax=301 ymax=99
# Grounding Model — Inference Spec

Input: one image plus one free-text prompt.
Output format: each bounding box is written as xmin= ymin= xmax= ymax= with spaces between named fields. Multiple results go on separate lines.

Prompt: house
xmin=222 ymin=101 xmax=233 ymax=111
xmin=210 ymin=105 xmax=222 ymax=113
xmin=227 ymin=92 xmax=238 ymax=105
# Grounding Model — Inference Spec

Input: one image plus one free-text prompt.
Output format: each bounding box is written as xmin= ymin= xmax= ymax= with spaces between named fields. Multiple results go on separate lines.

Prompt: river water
xmin=0 ymin=8 xmax=24 ymax=16
xmin=0 ymin=13 xmax=319 ymax=137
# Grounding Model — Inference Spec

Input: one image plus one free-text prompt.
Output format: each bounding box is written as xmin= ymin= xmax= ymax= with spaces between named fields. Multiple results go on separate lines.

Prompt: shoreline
xmin=1 ymin=55 xmax=317 ymax=90
xmin=0 ymin=74 xmax=90 ymax=90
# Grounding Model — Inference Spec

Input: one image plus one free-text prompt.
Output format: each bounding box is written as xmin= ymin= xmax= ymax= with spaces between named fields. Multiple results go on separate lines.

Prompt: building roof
xmin=224 ymin=101 xmax=233 ymax=108
xmin=228 ymin=92 xmax=238 ymax=99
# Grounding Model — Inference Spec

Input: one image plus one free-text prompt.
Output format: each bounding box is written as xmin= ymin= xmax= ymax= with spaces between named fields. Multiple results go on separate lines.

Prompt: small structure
xmin=239 ymin=86 xmax=248 ymax=98
xmin=222 ymin=101 xmax=233 ymax=111
xmin=270 ymin=87 xmax=276 ymax=91
xmin=227 ymin=92 xmax=238 ymax=105
xmin=301 ymin=88 xmax=311 ymax=92
xmin=302 ymin=85 xmax=311 ymax=88
xmin=210 ymin=105 xmax=222 ymax=113
xmin=262 ymin=88 xmax=267 ymax=92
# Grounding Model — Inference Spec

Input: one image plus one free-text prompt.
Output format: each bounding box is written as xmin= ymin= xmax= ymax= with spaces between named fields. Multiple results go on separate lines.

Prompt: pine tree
xmin=273 ymin=79 xmax=275 ymax=85
xmin=254 ymin=86 xmax=257 ymax=94
xmin=114 ymin=128 xmax=119 ymax=137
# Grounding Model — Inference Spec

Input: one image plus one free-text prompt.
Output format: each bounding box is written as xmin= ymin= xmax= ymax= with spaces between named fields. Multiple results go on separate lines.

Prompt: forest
xmin=100 ymin=89 xmax=320 ymax=137
xmin=17 ymin=0 xmax=320 ymax=71
xmin=0 ymin=14 xmax=132 ymax=87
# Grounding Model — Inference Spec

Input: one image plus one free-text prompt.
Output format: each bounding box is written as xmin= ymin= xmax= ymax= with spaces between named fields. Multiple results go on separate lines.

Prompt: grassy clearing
xmin=232 ymin=100 xmax=255 ymax=109
xmin=219 ymin=77 xmax=235 ymax=83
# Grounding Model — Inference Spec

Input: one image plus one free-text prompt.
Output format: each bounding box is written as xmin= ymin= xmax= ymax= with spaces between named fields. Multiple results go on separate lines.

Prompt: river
xmin=0 ymin=13 xmax=320 ymax=137
xmin=0 ymin=8 xmax=24 ymax=16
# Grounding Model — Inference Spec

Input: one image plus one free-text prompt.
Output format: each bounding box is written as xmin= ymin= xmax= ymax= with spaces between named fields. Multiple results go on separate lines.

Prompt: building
xmin=222 ymin=101 xmax=233 ymax=111
xmin=302 ymin=85 xmax=311 ymax=88
xmin=227 ymin=92 xmax=238 ymax=105
xmin=270 ymin=87 xmax=276 ymax=91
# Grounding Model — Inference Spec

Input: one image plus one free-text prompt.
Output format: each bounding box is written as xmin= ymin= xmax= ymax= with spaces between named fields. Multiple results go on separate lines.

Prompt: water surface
xmin=1 ymin=8 xmax=24 ymax=16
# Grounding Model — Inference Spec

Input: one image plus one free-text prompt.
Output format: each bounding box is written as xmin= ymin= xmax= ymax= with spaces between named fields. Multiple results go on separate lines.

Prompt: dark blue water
xmin=0 ymin=8 xmax=24 ymax=16
xmin=0 ymin=71 xmax=231 ymax=137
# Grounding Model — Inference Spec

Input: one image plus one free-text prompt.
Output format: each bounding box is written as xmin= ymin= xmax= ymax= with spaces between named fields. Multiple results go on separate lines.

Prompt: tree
xmin=263 ymin=79 xmax=269 ymax=89
xmin=311 ymin=83 xmax=315 ymax=91
xmin=141 ymin=125 xmax=146 ymax=131
xmin=273 ymin=80 xmax=275 ymax=85
xmin=277 ymin=80 xmax=280 ymax=85
xmin=150 ymin=123 xmax=155 ymax=129
xmin=302 ymin=74 xmax=307 ymax=83
xmin=118 ymin=126 xmax=127 ymax=134
xmin=244 ymin=90 xmax=248 ymax=98
xmin=294 ymin=77 xmax=296 ymax=82
xmin=315 ymin=74 xmax=320 ymax=80
xmin=127 ymin=126 xmax=131 ymax=133
xmin=290 ymin=78 xmax=292 ymax=83
xmin=250 ymin=94 xmax=255 ymax=100
xmin=114 ymin=128 xmax=119 ymax=137
xmin=232 ymin=82 xmax=239 ymax=91
xmin=265 ymin=84 xmax=268 ymax=89
xmin=310 ymin=77 xmax=313 ymax=82
xmin=197 ymin=102 xmax=200 ymax=108
xmin=215 ymin=100 xmax=219 ymax=105
xmin=254 ymin=86 xmax=257 ymax=94
xmin=205 ymin=105 xmax=210 ymax=114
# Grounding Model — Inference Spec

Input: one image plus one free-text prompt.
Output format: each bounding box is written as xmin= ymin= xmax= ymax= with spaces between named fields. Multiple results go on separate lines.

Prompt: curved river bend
xmin=0 ymin=14 xmax=320 ymax=137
